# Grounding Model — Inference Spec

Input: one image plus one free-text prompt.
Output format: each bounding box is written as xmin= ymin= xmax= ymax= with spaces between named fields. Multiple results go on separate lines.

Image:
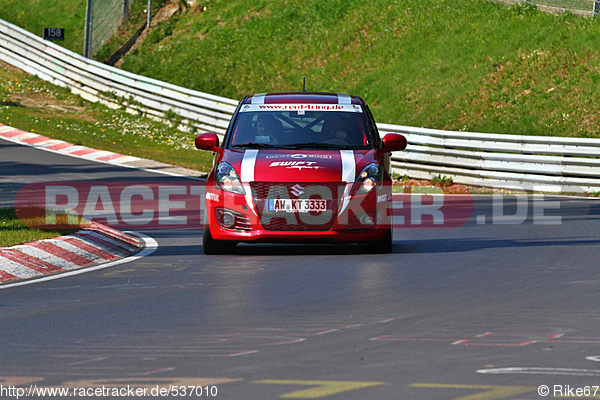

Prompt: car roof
xmin=240 ymin=92 xmax=365 ymax=106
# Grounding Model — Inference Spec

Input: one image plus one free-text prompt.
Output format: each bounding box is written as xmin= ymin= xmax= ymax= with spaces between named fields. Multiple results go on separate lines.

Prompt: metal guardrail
xmin=1 ymin=18 xmax=600 ymax=193
xmin=380 ymin=124 xmax=600 ymax=193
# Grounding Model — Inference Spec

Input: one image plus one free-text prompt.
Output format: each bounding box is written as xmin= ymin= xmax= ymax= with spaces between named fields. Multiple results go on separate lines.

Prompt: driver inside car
xmin=322 ymin=114 xmax=350 ymax=144
xmin=255 ymin=114 xmax=281 ymax=144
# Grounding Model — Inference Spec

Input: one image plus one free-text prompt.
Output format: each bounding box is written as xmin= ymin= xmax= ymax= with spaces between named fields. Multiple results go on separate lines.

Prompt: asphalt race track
xmin=1 ymin=136 xmax=600 ymax=400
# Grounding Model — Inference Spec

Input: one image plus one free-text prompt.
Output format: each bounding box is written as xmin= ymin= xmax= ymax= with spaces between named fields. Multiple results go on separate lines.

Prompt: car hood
xmin=221 ymin=149 xmax=378 ymax=183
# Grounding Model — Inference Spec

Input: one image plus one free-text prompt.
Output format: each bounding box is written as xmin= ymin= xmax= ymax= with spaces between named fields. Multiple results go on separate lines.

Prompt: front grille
xmin=250 ymin=182 xmax=344 ymax=231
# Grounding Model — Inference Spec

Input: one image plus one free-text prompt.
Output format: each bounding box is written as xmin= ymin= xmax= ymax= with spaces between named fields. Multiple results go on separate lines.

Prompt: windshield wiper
xmin=232 ymin=142 xmax=279 ymax=149
xmin=288 ymin=142 xmax=354 ymax=150
xmin=233 ymin=143 xmax=303 ymax=150
xmin=233 ymin=142 xmax=356 ymax=150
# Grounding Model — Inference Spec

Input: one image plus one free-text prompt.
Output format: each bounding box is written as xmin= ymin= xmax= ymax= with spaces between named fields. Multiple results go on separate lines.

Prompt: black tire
xmin=202 ymin=226 xmax=236 ymax=255
xmin=371 ymin=228 xmax=393 ymax=254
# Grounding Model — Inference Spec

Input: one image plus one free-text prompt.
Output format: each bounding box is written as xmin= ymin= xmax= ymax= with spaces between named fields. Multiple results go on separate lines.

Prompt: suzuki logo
xmin=290 ymin=184 xmax=305 ymax=197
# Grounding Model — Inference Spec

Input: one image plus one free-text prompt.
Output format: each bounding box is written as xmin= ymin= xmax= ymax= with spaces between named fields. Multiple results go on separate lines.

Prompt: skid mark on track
xmin=9 ymin=318 xmax=395 ymax=361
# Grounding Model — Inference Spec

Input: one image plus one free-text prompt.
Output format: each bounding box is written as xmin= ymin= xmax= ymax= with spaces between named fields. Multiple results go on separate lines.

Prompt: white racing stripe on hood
xmin=240 ymin=149 xmax=258 ymax=182
xmin=339 ymin=150 xmax=355 ymax=214
xmin=252 ymin=94 xmax=266 ymax=104
xmin=337 ymin=93 xmax=352 ymax=105
xmin=340 ymin=150 xmax=355 ymax=183
xmin=240 ymin=149 xmax=259 ymax=215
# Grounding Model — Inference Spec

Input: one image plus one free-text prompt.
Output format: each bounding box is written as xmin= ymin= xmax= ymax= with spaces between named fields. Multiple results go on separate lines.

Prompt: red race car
xmin=195 ymin=92 xmax=407 ymax=254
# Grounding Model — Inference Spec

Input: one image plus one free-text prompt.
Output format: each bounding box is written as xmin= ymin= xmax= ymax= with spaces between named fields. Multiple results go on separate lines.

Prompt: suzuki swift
xmin=195 ymin=92 xmax=407 ymax=254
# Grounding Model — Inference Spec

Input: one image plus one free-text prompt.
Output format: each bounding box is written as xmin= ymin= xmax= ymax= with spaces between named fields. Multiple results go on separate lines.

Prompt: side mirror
xmin=381 ymin=133 xmax=407 ymax=153
xmin=195 ymin=132 xmax=221 ymax=153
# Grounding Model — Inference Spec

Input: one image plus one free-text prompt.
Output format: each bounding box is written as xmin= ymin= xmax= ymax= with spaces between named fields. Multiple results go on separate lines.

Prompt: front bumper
xmin=204 ymin=186 xmax=392 ymax=244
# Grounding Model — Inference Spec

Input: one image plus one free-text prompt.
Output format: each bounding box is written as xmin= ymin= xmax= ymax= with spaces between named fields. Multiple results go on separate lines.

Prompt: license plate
xmin=268 ymin=199 xmax=327 ymax=213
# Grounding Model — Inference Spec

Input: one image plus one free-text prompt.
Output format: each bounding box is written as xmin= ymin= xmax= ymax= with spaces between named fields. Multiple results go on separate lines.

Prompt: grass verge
xmin=0 ymin=207 xmax=83 ymax=247
xmin=0 ymin=62 xmax=214 ymax=172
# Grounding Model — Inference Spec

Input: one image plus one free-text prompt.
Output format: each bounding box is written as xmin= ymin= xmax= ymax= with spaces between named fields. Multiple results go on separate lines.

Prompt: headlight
xmin=354 ymin=163 xmax=382 ymax=195
xmin=215 ymin=162 xmax=245 ymax=194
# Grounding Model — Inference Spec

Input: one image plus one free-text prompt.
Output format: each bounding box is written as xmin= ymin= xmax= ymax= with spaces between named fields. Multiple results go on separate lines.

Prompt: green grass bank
xmin=0 ymin=207 xmax=81 ymax=247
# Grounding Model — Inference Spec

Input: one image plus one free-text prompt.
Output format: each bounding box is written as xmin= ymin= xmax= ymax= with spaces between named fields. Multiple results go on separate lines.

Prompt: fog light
xmin=359 ymin=214 xmax=374 ymax=226
xmin=215 ymin=208 xmax=253 ymax=231
xmin=222 ymin=211 xmax=236 ymax=227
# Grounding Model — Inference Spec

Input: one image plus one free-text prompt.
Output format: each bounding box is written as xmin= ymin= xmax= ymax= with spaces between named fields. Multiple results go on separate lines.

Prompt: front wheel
xmin=202 ymin=226 xmax=237 ymax=255
xmin=370 ymin=228 xmax=393 ymax=254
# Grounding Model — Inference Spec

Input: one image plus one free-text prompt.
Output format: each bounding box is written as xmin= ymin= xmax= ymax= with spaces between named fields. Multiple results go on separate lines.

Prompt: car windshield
xmin=227 ymin=107 xmax=375 ymax=150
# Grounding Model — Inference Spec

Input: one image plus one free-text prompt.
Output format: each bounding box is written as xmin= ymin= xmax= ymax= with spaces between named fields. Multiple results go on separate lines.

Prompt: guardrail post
xmin=84 ymin=0 xmax=93 ymax=58
xmin=147 ymin=0 xmax=152 ymax=29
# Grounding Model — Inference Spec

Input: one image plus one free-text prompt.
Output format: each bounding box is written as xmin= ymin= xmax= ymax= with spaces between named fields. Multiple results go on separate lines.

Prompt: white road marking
xmin=477 ymin=367 xmax=600 ymax=376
